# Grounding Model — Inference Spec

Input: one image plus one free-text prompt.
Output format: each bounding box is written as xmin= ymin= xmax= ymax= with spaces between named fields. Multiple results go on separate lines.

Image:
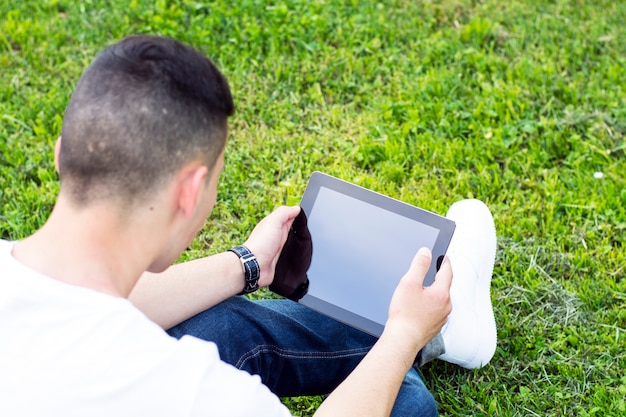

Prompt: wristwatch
xmin=228 ymin=245 xmax=260 ymax=294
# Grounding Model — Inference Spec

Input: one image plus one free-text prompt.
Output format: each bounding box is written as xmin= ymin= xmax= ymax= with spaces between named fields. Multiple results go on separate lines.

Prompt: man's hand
xmin=243 ymin=206 xmax=301 ymax=288
xmin=385 ymin=247 xmax=453 ymax=355
xmin=314 ymin=247 xmax=452 ymax=417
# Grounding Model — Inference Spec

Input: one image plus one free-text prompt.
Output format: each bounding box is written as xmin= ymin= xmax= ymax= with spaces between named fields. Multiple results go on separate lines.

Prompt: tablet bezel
xmin=298 ymin=171 xmax=456 ymax=337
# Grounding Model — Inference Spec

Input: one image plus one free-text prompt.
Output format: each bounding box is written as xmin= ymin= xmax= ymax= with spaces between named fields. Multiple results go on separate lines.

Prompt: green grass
xmin=1 ymin=0 xmax=625 ymax=415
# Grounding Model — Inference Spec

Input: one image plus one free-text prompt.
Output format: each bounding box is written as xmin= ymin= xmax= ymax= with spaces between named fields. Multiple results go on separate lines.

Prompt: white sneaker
xmin=438 ymin=199 xmax=497 ymax=369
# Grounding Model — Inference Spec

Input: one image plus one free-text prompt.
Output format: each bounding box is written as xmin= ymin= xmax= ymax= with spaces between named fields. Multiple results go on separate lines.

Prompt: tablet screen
xmin=299 ymin=172 xmax=455 ymax=337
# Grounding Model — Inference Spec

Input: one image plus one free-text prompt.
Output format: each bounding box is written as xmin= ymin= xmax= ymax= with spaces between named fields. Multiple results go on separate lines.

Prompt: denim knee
xmin=391 ymin=368 xmax=438 ymax=417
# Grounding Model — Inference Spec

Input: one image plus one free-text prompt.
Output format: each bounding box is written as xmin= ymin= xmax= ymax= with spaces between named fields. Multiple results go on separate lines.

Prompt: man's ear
xmin=175 ymin=162 xmax=209 ymax=218
xmin=54 ymin=137 xmax=62 ymax=173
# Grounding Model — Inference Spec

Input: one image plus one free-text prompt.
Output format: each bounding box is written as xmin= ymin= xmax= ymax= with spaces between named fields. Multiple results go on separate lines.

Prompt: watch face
xmin=271 ymin=209 xmax=311 ymax=301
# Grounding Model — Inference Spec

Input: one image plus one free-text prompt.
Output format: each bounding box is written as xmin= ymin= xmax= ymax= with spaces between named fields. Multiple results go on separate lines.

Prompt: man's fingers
xmin=432 ymin=256 xmax=453 ymax=291
xmin=405 ymin=247 xmax=432 ymax=287
xmin=274 ymin=205 xmax=301 ymax=222
xmin=273 ymin=206 xmax=301 ymax=237
xmin=265 ymin=205 xmax=300 ymax=231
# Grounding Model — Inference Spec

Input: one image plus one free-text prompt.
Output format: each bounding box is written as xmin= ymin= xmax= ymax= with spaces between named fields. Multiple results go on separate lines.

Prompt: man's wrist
xmin=228 ymin=245 xmax=260 ymax=294
xmin=380 ymin=321 xmax=427 ymax=363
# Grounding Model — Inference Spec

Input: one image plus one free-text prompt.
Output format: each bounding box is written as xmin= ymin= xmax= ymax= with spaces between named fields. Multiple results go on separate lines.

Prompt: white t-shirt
xmin=0 ymin=239 xmax=291 ymax=417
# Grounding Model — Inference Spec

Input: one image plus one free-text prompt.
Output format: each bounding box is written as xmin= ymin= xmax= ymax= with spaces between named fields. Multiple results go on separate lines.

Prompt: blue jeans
xmin=168 ymin=296 xmax=438 ymax=416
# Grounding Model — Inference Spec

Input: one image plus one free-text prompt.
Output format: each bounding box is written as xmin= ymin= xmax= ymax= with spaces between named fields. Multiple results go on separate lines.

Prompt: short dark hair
xmin=59 ymin=35 xmax=234 ymax=205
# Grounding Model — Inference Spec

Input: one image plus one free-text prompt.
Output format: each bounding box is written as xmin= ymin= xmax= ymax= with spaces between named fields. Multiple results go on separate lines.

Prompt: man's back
xmin=0 ymin=239 xmax=289 ymax=417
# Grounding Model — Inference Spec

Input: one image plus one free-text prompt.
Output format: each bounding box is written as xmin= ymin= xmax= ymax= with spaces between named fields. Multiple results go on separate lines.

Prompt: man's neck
xmin=12 ymin=197 xmax=163 ymax=298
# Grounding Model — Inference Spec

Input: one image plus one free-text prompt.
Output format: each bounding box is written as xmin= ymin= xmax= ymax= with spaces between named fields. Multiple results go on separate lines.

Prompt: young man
xmin=0 ymin=35 xmax=497 ymax=416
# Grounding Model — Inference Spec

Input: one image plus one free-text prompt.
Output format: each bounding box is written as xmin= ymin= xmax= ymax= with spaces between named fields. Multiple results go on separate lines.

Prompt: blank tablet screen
xmin=299 ymin=172 xmax=455 ymax=337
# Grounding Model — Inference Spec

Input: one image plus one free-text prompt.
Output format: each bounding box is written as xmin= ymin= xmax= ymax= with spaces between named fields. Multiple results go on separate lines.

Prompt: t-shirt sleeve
xmin=179 ymin=336 xmax=292 ymax=417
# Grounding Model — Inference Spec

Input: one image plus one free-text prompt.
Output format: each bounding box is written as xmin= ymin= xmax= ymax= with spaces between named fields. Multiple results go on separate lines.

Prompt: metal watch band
xmin=228 ymin=245 xmax=260 ymax=294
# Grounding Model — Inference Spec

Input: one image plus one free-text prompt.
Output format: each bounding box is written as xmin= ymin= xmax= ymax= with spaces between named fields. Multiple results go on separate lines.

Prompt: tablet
xmin=274 ymin=171 xmax=456 ymax=337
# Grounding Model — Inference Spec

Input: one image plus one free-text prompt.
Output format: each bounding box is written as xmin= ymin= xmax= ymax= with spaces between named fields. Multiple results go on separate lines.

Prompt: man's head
xmin=58 ymin=35 xmax=234 ymax=207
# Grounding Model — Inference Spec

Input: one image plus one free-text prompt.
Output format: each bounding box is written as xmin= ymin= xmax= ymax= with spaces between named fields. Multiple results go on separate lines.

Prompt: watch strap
xmin=228 ymin=245 xmax=260 ymax=294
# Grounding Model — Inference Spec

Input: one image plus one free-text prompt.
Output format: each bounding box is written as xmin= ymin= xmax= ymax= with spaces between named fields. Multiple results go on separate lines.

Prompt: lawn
xmin=1 ymin=0 xmax=625 ymax=415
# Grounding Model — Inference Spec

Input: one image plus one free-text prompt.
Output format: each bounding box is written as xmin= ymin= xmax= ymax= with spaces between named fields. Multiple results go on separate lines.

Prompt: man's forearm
xmin=129 ymin=206 xmax=301 ymax=329
xmin=129 ymin=252 xmax=244 ymax=329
